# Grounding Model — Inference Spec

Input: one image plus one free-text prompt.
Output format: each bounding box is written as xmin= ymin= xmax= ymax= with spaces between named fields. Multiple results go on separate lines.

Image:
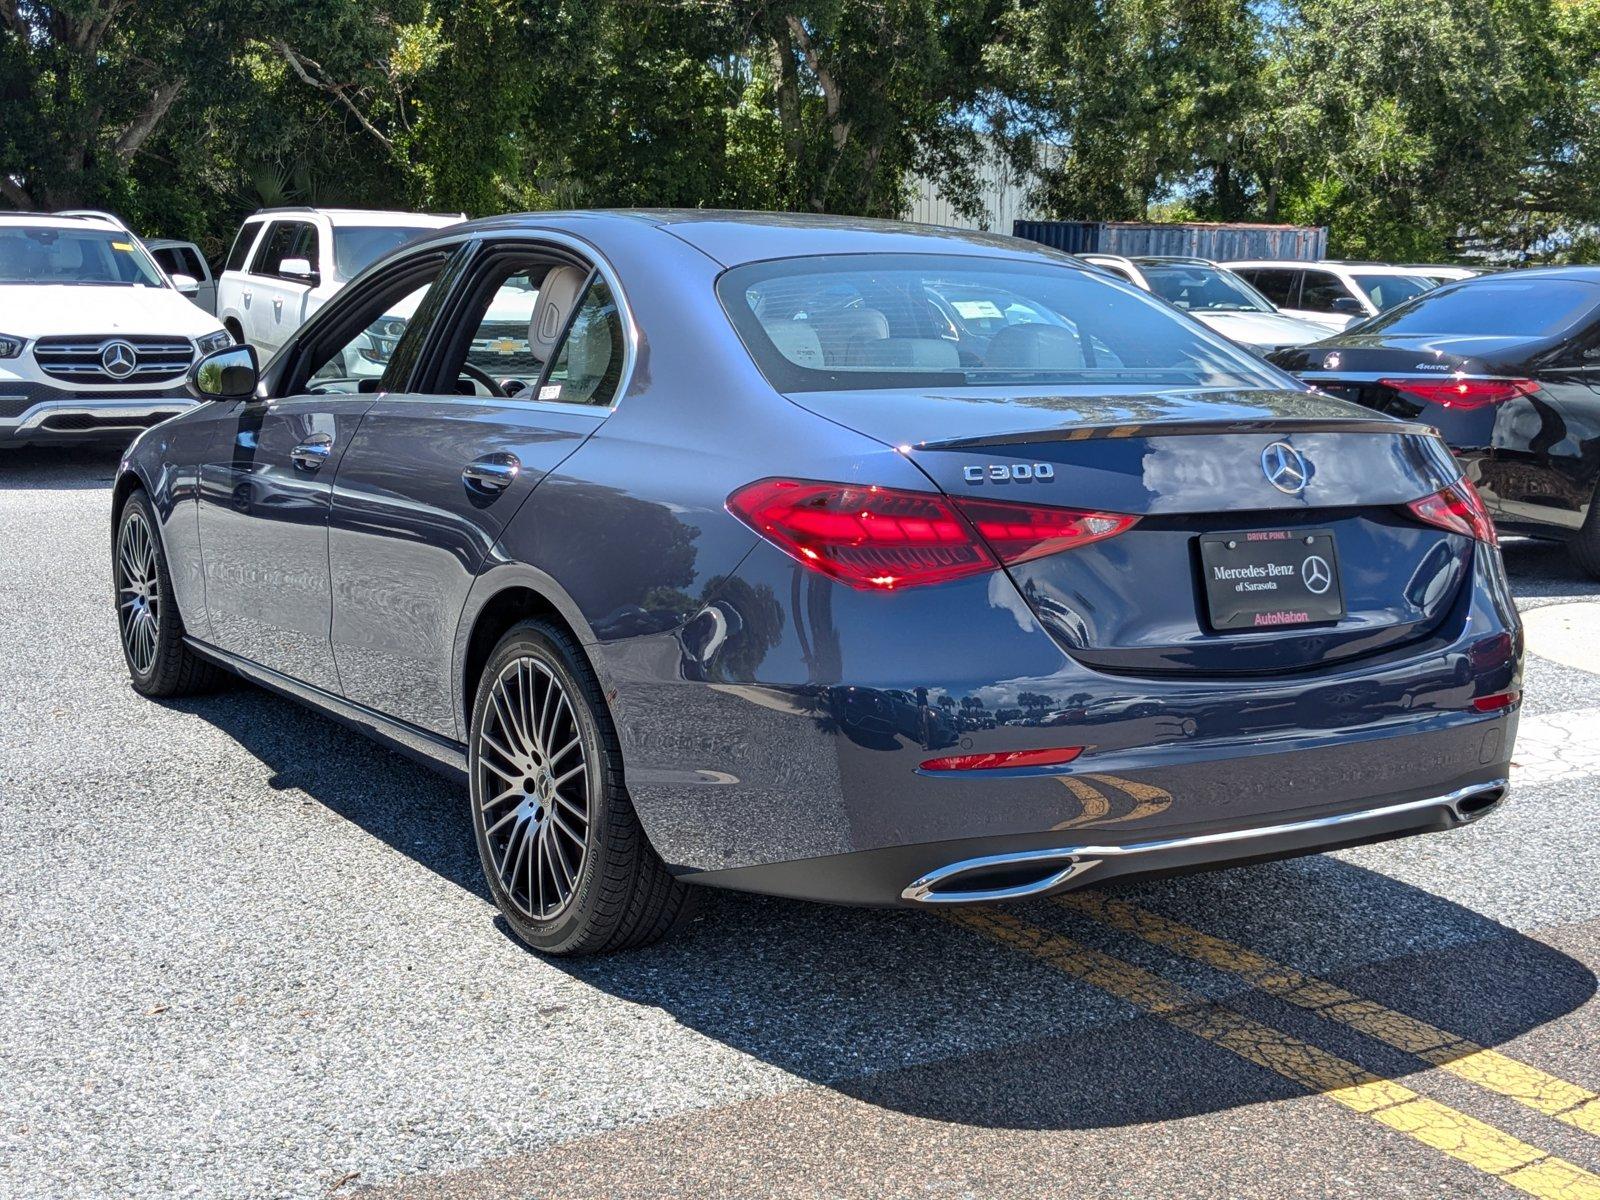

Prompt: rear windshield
xmin=0 ymin=226 xmax=165 ymax=287
xmin=1139 ymin=264 xmax=1275 ymax=313
xmin=718 ymin=254 xmax=1284 ymax=393
xmin=332 ymin=226 xmax=434 ymax=280
xmin=1352 ymin=273 xmax=1433 ymax=311
xmin=1361 ymin=278 xmax=1600 ymax=338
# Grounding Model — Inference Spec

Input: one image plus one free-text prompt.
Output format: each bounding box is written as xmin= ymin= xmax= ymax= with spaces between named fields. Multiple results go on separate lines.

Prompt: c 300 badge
xmin=963 ymin=463 xmax=1055 ymax=484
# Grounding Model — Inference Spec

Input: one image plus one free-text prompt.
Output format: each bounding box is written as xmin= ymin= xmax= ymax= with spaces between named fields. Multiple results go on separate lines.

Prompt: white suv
xmin=216 ymin=208 xmax=462 ymax=358
xmin=1221 ymin=260 xmax=1436 ymax=330
xmin=0 ymin=213 xmax=232 ymax=449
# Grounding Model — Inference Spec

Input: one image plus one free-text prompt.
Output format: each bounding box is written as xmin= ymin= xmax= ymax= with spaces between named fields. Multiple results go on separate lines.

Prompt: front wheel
xmin=114 ymin=491 xmax=221 ymax=697
xmin=468 ymin=620 xmax=695 ymax=955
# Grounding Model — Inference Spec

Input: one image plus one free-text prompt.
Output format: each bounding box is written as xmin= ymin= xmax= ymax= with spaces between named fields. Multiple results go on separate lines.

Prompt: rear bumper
xmin=0 ymin=383 xmax=193 ymax=446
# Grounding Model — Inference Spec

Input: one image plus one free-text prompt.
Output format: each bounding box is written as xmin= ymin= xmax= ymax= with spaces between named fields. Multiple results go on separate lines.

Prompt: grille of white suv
xmin=33 ymin=335 xmax=195 ymax=385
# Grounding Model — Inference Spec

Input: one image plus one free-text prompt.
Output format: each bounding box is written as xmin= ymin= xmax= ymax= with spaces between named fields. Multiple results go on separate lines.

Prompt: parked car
xmin=113 ymin=212 xmax=1519 ymax=955
xmin=216 ymin=207 xmax=462 ymax=357
xmin=1270 ymin=267 xmax=1600 ymax=576
xmin=145 ymin=238 xmax=216 ymax=314
xmin=0 ymin=212 xmax=232 ymax=449
xmin=1079 ymin=254 xmax=1332 ymax=354
xmin=1223 ymin=260 xmax=1435 ymax=329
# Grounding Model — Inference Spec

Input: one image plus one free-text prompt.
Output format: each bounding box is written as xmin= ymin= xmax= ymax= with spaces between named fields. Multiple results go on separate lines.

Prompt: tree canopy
xmin=4 ymin=0 xmax=1599 ymax=260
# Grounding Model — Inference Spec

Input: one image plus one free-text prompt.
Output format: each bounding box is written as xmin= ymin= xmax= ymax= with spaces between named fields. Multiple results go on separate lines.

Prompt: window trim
xmin=225 ymin=221 xmax=265 ymax=274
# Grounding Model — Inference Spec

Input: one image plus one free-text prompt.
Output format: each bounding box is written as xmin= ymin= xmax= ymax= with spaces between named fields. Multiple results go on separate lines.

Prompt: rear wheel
xmin=468 ymin=620 xmax=695 ymax=955
xmin=114 ymin=491 xmax=221 ymax=696
xmin=1572 ymin=483 xmax=1600 ymax=580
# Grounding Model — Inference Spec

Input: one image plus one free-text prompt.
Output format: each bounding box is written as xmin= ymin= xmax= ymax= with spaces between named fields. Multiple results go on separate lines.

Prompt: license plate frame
xmin=1198 ymin=528 xmax=1345 ymax=632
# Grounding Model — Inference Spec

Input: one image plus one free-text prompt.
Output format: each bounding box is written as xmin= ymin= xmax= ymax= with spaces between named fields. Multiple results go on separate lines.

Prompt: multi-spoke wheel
xmin=113 ymin=490 xmax=220 ymax=697
xmin=468 ymin=619 xmax=696 ymax=955
xmin=477 ymin=658 xmax=591 ymax=921
xmin=117 ymin=508 xmax=162 ymax=676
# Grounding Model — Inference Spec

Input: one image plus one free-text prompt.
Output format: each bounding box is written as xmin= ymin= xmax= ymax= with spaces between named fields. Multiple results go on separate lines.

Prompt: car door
xmin=218 ymin=219 xmax=265 ymax=336
xmin=328 ymin=241 xmax=625 ymax=737
xmin=195 ymin=247 xmax=460 ymax=691
xmin=246 ymin=219 xmax=320 ymax=354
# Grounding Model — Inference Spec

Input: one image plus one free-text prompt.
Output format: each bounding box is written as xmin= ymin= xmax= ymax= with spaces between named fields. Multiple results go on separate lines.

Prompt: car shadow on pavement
xmin=171 ymin=661 xmax=1596 ymax=1133
xmin=0 ymin=445 xmax=124 ymax=489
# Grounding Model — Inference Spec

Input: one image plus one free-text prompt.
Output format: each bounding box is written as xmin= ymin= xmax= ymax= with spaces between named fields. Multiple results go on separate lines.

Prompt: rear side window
xmin=718 ymin=253 xmax=1282 ymax=393
xmin=1362 ymin=279 xmax=1600 ymax=338
xmin=225 ymin=221 xmax=263 ymax=272
xmin=154 ymin=245 xmax=205 ymax=280
xmin=541 ymin=278 xmax=625 ymax=406
xmin=1240 ymin=268 xmax=1298 ymax=307
xmin=1353 ymin=273 xmax=1432 ymax=312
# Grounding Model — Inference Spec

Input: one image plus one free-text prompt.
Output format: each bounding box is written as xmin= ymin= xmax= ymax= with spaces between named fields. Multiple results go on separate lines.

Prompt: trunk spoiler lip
xmin=913 ymin=415 xmax=1438 ymax=451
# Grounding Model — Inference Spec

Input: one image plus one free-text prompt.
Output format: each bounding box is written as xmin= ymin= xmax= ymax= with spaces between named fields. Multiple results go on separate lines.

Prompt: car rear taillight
xmin=1406 ymin=480 xmax=1498 ymax=545
xmin=1472 ymin=690 xmax=1520 ymax=713
xmin=921 ymin=746 xmax=1083 ymax=771
xmin=725 ymin=478 xmax=1136 ymax=590
xmin=1379 ymin=378 xmax=1537 ymax=410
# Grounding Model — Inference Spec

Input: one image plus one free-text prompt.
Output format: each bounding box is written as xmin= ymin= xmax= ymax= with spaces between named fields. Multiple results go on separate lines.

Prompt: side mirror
xmin=170 ymin=273 xmax=200 ymax=295
xmin=189 ymin=344 xmax=259 ymax=401
xmin=278 ymin=257 xmax=318 ymax=284
xmin=1329 ymin=296 xmax=1366 ymax=316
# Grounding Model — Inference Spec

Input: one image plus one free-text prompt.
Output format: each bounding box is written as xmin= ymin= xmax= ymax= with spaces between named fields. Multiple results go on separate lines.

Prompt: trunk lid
xmin=787 ymin=386 xmax=1470 ymax=675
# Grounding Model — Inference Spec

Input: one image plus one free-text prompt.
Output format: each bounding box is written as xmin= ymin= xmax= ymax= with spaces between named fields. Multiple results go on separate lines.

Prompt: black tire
xmin=114 ymin=490 xmax=223 ymax=697
xmin=1571 ymin=484 xmax=1600 ymax=580
xmin=468 ymin=619 xmax=696 ymax=955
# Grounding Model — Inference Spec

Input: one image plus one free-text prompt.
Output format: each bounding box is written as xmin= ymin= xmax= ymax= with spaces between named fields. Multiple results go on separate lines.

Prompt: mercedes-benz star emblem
xmin=1261 ymin=441 xmax=1310 ymax=495
xmin=1323 ymin=351 xmax=1342 ymax=370
xmin=1301 ymin=554 xmax=1333 ymax=595
xmin=100 ymin=340 xmax=138 ymax=380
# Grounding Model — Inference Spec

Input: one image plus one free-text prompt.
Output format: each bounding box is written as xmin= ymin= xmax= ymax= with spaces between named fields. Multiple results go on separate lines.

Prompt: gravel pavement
xmin=2 ymin=445 xmax=1597 ymax=1199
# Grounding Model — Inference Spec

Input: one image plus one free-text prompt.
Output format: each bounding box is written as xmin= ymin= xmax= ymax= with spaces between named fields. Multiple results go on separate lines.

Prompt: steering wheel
xmin=458 ymin=362 xmax=505 ymax=397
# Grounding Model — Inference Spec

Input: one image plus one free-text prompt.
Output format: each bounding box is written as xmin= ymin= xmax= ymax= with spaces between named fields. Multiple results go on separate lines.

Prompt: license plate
xmin=1199 ymin=529 xmax=1344 ymax=631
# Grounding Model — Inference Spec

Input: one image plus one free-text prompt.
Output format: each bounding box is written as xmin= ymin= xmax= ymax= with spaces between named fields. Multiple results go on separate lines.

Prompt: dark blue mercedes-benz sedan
xmin=112 ymin=211 xmax=1522 ymax=954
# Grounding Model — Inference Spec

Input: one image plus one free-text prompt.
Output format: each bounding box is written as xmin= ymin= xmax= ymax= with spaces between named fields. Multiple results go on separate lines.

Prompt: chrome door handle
xmin=273 ymin=297 xmax=283 ymax=312
xmin=290 ymin=432 xmax=333 ymax=471
xmin=242 ymin=289 xmax=252 ymax=303
xmin=462 ymin=453 xmax=520 ymax=494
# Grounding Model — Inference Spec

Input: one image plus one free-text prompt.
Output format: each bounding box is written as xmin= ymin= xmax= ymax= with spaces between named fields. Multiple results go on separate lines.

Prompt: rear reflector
xmin=1472 ymin=690 xmax=1520 ymax=713
xmin=726 ymin=478 xmax=1136 ymax=590
xmin=1380 ymin=377 xmax=1537 ymax=410
xmin=921 ymin=746 xmax=1083 ymax=772
xmin=1406 ymin=480 xmax=1498 ymax=545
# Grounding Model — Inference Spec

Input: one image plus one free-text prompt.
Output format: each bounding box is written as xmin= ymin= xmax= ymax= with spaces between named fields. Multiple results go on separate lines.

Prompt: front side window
xmin=719 ymin=253 xmax=1281 ymax=393
xmin=1298 ymin=271 xmax=1355 ymax=312
xmin=1140 ymin=265 xmax=1274 ymax=313
xmin=0 ymin=226 xmax=166 ymax=287
xmin=294 ymin=252 xmax=455 ymax=394
xmin=1353 ymin=273 xmax=1433 ymax=312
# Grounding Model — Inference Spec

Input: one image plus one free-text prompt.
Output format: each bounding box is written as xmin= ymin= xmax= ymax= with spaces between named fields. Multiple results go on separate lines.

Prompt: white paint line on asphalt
xmin=1511 ymin=705 xmax=1600 ymax=787
xmin=1522 ymin=601 xmax=1600 ymax=675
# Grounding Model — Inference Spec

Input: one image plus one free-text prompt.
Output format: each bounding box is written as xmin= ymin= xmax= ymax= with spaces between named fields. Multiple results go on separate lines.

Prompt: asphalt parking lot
xmin=3 ymin=446 xmax=1599 ymax=1200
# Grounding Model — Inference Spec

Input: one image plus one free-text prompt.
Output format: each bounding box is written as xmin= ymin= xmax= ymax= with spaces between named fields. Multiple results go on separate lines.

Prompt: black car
xmin=1270 ymin=267 xmax=1600 ymax=575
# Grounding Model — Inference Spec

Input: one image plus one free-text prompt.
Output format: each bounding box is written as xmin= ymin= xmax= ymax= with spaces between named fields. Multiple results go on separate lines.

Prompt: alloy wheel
xmin=475 ymin=657 xmax=591 ymax=920
xmin=117 ymin=510 xmax=161 ymax=676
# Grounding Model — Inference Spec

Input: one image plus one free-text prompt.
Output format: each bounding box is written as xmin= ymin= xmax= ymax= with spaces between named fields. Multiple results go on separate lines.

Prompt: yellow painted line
xmin=949 ymin=908 xmax=1600 ymax=1200
xmin=1060 ymin=892 xmax=1600 ymax=1140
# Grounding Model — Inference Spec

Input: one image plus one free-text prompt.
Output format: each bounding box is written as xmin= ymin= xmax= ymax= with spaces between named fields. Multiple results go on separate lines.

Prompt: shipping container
xmin=1012 ymin=220 xmax=1328 ymax=262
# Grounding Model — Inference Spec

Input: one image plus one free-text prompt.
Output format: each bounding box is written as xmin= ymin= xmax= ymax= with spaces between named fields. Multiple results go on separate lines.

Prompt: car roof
xmin=246 ymin=207 xmax=463 ymax=228
xmin=0 ymin=212 xmax=122 ymax=232
xmin=423 ymin=209 xmax=1088 ymax=270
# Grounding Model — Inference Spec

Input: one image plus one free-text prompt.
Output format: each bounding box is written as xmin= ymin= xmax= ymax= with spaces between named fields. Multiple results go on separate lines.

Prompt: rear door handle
xmin=462 ymin=453 xmax=520 ymax=495
xmin=242 ymin=289 xmax=252 ymax=304
xmin=290 ymin=432 xmax=333 ymax=471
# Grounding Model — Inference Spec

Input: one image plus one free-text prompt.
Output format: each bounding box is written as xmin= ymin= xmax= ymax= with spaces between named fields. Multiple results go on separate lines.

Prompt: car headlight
xmin=360 ymin=316 xmax=407 ymax=364
xmin=196 ymin=330 xmax=234 ymax=355
xmin=0 ymin=333 xmax=24 ymax=358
